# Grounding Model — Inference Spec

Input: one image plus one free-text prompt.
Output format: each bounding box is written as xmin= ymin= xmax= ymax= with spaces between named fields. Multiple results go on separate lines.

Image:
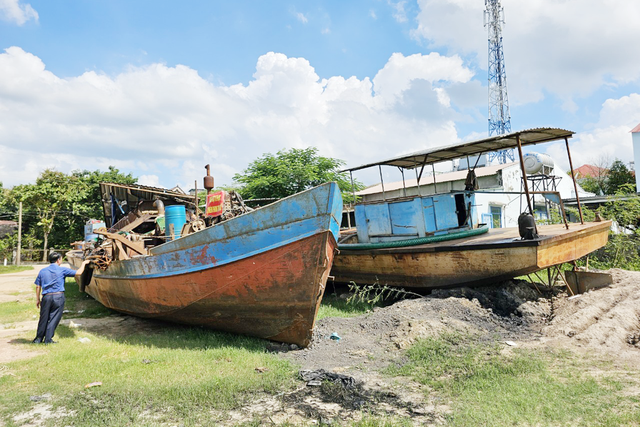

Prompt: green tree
xmin=68 ymin=166 xmax=137 ymax=233
xmin=0 ymin=182 xmax=9 ymax=218
xmin=605 ymin=160 xmax=635 ymax=195
xmin=5 ymin=167 xmax=137 ymax=261
xmin=233 ymin=147 xmax=364 ymax=203
xmin=577 ymin=176 xmax=604 ymax=196
xmin=11 ymin=170 xmax=83 ymax=261
xmin=600 ymin=184 xmax=640 ymax=231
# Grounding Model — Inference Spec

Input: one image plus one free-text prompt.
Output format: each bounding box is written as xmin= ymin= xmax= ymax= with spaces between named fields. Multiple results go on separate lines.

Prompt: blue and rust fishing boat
xmin=73 ymin=181 xmax=343 ymax=347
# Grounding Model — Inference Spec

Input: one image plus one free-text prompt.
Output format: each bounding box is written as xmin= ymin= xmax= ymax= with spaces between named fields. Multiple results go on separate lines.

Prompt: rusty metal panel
xmin=88 ymin=232 xmax=336 ymax=347
xmin=565 ymin=271 xmax=613 ymax=295
xmin=84 ymin=182 xmax=343 ymax=347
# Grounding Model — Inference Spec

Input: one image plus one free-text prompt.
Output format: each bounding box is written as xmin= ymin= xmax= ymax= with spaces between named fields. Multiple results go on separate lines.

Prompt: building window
xmin=490 ymin=205 xmax=502 ymax=228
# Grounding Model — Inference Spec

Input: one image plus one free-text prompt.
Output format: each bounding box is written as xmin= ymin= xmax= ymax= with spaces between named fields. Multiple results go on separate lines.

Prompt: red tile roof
xmin=572 ymin=164 xmax=608 ymax=179
xmin=631 ymin=123 xmax=640 ymax=133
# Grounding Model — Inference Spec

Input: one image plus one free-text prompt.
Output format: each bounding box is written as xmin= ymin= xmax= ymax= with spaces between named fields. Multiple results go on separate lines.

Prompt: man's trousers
xmin=35 ymin=292 xmax=65 ymax=343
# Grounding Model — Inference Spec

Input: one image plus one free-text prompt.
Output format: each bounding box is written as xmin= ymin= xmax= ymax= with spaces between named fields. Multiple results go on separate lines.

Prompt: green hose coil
xmin=338 ymin=224 xmax=489 ymax=250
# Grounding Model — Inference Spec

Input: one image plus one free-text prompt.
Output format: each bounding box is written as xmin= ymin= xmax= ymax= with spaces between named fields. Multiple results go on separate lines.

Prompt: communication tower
xmin=484 ymin=0 xmax=514 ymax=163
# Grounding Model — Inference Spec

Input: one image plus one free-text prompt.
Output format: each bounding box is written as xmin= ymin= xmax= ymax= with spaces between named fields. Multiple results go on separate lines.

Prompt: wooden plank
xmin=115 ymin=212 xmax=155 ymax=233
xmin=95 ymin=229 xmax=147 ymax=256
xmin=536 ymin=224 xmax=610 ymax=268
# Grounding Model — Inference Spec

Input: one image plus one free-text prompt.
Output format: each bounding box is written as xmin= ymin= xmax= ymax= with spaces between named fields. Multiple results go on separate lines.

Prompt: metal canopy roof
xmin=99 ymin=182 xmax=195 ymax=204
xmin=99 ymin=182 xmax=196 ymax=228
xmin=342 ymin=127 xmax=574 ymax=172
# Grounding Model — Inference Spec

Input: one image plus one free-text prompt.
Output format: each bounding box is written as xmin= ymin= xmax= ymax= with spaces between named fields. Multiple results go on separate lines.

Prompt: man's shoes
xmin=32 ymin=338 xmax=42 ymax=344
xmin=43 ymin=340 xmax=57 ymax=344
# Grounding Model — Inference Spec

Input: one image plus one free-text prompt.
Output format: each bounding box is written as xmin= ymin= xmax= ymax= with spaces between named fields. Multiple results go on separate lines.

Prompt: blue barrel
xmin=165 ymin=205 xmax=186 ymax=241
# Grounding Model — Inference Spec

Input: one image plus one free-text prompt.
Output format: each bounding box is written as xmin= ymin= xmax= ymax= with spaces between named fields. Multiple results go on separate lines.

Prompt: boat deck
xmin=340 ymin=221 xmax=612 ymax=254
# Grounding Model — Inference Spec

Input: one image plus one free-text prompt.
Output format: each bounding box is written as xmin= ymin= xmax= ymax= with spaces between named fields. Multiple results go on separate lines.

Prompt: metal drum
xmin=165 ymin=205 xmax=186 ymax=241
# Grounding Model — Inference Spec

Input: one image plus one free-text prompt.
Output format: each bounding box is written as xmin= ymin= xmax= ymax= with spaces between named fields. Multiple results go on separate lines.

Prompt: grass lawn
xmin=388 ymin=332 xmax=640 ymax=426
xmin=317 ymin=293 xmax=374 ymax=319
xmin=0 ymin=279 xmax=388 ymax=426
xmin=1 ymin=328 xmax=299 ymax=426
xmin=0 ymin=265 xmax=33 ymax=274
xmin=0 ymin=278 xmax=299 ymax=426
xmin=3 ymin=278 xmax=640 ymax=426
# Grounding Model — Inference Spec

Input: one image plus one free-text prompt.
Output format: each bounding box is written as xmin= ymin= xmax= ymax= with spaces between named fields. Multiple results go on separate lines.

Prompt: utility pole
xmin=17 ymin=201 xmax=22 ymax=266
xmin=485 ymin=0 xmax=514 ymax=163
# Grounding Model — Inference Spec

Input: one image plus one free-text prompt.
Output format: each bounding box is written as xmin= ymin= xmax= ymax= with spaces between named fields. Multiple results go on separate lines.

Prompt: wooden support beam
xmin=95 ymin=228 xmax=147 ymax=256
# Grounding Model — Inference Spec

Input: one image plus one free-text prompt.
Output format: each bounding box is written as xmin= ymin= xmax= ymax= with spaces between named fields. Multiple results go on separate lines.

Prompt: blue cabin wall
xmin=355 ymin=192 xmax=477 ymax=243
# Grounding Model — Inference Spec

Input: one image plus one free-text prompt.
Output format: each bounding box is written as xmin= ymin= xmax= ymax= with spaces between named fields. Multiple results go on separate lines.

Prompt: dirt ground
xmin=0 ymin=265 xmax=47 ymax=364
xmin=2 ymin=266 xmax=640 ymax=425
xmin=263 ymin=269 xmax=640 ymax=424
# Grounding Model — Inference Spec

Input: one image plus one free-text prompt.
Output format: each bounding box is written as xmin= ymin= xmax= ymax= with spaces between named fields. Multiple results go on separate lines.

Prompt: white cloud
xmin=295 ymin=12 xmax=308 ymax=24
xmin=0 ymin=48 xmax=478 ymax=189
xmin=545 ymin=93 xmax=640 ymax=170
xmin=137 ymin=175 xmax=160 ymax=187
xmin=389 ymin=1 xmax=408 ymax=23
xmin=1 ymin=46 xmax=633 ymax=191
xmin=412 ymin=0 xmax=640 ymax=107
xmin=372 ymin=52 xmax=473 ymax=106
xmin=0 ymin=0 xmax=38 ymax=25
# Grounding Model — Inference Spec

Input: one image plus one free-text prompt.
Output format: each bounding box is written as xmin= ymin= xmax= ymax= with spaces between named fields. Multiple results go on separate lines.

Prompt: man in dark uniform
xmin=33 ymin=252 xmax=84 ymax=344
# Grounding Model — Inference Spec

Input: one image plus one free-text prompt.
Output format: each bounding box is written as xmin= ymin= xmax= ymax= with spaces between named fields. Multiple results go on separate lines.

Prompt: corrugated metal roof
xmin=631 ymin=123 xmax=640 ymax=133
xmin=99 ymin=182 xmax=196 ymax=228
xmin=99 ymin=182 xmax=195 ymax=203
xmin=342 ymin=127 xmax=574 ymax=172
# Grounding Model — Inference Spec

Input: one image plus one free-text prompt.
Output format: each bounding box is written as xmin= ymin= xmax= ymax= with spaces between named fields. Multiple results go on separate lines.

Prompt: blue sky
xmin=0 ymin=0 xmax=639 ymax=189
xmin=2 ymin=2 xmax=417 ymax=82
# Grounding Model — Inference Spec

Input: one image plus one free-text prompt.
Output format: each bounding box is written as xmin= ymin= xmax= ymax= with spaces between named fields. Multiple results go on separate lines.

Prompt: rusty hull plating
xmin=82 ymin=182 xmax=343 ymax=347
xmin=87 ymin=231 xmax=336 ymax=347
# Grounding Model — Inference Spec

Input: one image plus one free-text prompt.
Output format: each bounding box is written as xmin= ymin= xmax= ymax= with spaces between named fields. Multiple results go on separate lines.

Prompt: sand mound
xmin=544 ymin=268 xmax=640 ymax=354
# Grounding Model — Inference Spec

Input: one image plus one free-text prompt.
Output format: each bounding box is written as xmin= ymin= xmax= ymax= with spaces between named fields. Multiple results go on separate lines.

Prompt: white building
xmin=356 ymin=154 xmax=592 ymax=228
xmin=632 ymin=123 xmax=640 ymax=192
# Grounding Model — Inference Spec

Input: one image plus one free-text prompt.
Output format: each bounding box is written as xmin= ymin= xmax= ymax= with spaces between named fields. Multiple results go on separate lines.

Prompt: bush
xmin=587 ymin=233 xmax=640 ymax=271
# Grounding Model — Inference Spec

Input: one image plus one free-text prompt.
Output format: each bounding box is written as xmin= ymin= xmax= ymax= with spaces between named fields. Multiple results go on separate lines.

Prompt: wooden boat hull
xmin=332 ymin=221 xmax=611 ymax=289
xmin=81 ymin=182 xmax=343 ymax=347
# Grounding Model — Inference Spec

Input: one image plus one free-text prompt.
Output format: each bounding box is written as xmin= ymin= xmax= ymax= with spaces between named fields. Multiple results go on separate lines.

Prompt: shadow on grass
xmin=69 ymin=315 xmax=274 ymax=353
xmin=9 ymin=338 xmax=33 ymax=344
xmin=56 ymin=279 xmax=385 ymax=353
xmin=63 ymin=281 xmax=116 ymax=318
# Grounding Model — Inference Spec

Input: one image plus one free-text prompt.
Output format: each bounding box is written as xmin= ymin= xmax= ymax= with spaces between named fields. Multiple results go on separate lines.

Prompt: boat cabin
xmin=354 ymin=191 xmax=476 ymax=243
